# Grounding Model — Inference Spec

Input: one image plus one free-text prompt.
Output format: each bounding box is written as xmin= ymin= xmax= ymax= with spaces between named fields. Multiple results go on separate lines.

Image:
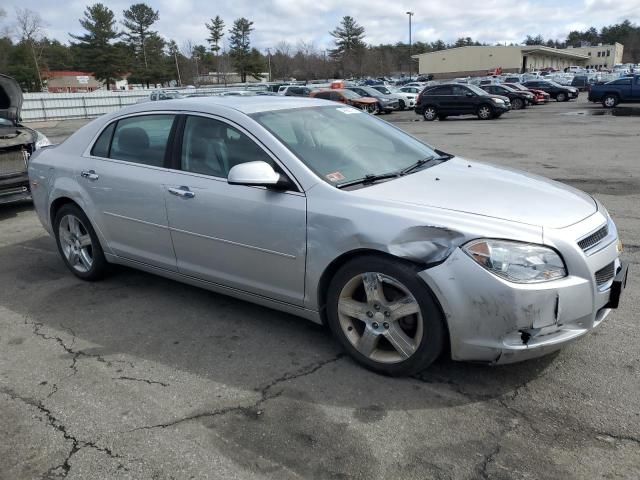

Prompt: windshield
xmin=507 ymin=83 xmax=526 ymax=91
xmin=251 ymin=106 xmax=439 ymax=187
xmin=361 ymin=87 xmax=383 ymax=97
xmin=466 ymin=84 xmax=489 ymax=96
xmin=376 ymin=86 xmax=391 ymax=94
xmin=546 ymin=81 xmax=563 ymax=88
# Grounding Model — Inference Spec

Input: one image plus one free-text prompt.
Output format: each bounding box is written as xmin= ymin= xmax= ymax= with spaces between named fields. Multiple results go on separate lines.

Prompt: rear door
xmin=164 ymin=114 xmax=307 ymax=305
xmin=81 ymin=114 xmax=178 ymax=271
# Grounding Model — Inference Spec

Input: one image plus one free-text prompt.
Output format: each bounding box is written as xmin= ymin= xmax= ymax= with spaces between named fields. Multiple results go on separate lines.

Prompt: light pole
xmin=266 ymin=48 xmax=272 ymax=82
xmin=406 ymin=11 xmax=414 ymax=80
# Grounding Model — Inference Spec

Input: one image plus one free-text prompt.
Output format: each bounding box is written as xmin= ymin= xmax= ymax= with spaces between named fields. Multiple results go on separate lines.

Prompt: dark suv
xmin=415 ymin=83 xmax=511 ymax=120
xmin=481 ymin=84 xmax=532 ymax=109
xmin=521 ymin=80 xmax=579 ymax=101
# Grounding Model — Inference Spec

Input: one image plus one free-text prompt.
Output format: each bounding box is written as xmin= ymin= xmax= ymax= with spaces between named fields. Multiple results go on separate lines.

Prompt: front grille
xmin=578 ymin=225 xmax=608 ymax=251
xmin=595 ymin=262 xmax=615 ymax=286
xmin=0 ymin=149 xmax=28 ymax=177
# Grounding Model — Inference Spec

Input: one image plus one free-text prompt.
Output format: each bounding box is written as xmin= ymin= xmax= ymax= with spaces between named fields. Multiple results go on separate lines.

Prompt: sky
xmin=2 ymin=0 xmax=640 ymax=52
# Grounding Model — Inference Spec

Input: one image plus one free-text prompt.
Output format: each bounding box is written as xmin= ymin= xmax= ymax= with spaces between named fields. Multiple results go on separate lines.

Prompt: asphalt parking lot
xmin=1 ymin=97 xmax=639 ymax=480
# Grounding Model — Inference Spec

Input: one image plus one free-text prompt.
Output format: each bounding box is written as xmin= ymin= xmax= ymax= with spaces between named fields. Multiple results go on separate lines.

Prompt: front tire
xmin=511 ymin=98 xmax=524 ymax=110
xmin=477 ymin=104 xmax=493 ymax=120
xmin=556 ymin=92 xmax=567 ymax=102
xmin=602 ymin=94 xmax=618 ymax=108
xmin=326 ymin=256 xmax=445 ymax=376
xmin=398 ymin=99 xmax=406 ymax=110
xmin=53 ymin=204 xmax=107 ymax=281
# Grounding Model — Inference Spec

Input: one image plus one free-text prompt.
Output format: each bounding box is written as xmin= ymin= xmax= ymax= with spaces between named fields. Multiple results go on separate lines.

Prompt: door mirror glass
xmin=228 ymin=161 xmax=286 ymax=188
xmin=466 ymin=92 xmax=474 ymax=97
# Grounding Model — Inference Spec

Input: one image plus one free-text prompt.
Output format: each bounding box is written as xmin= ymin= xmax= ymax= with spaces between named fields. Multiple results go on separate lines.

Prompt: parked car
xmin=503 ymin=83 xmax=550 ymax=104
xmin=277 ymin=85 xmax=313 ymax=97
xmin=346 ymin=86 xmax=399 ymax=113
xmin=371 ymin=85 xmax=416 ymax=110
xmin=309 ymin=89 xmax=379 ymax=113
xmin=415 ymin=83 xmax=511 ymax=120
xmin=588 ymin=75 xmax=640 ymax=107
xmin=398 ymin=86 xmax=423 ymax=95
xmin=139 ymin=90 xmax=187 ymax=103
xmin=28 ymin=96 xmax=628 ymax=375
xmin=480 ymin=84 xmax=532 ymax=110
xmin=0 ymin=74 xmax=51 ymax=204
xmin=521 ymin=80 xmax=579 ymax=101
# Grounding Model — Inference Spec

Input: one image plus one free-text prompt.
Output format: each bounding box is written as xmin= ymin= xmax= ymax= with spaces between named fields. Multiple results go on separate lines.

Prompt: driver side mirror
xmin=227 ymin=161 xmax=292 ymax=190
xmin=466 ymin=92 xmax=474 ymax=97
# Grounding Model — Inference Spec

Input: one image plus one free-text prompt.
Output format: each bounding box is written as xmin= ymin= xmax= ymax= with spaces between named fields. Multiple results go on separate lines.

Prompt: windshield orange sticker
xmin=326 ymin=172 xmax=345 ymax=182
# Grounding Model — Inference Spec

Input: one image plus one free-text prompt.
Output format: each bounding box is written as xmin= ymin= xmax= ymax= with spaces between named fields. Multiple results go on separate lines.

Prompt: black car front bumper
xmin=0 ymin=173 xmax=31 ymax=205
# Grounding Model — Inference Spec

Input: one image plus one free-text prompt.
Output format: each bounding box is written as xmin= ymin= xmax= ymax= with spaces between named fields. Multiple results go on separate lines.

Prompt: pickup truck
xmin=588 ymin=75 xmax=640 ymax=107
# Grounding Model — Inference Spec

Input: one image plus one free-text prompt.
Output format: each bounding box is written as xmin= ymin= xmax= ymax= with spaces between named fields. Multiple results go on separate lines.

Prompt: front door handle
xmin=168 ymin=186 xmax=195 ymax=199
xmin=80 ymin=170 xmax=99 ymax=181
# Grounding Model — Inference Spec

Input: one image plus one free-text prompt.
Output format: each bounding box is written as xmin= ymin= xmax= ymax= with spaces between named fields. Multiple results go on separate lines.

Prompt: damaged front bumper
xmin=0 ymin=173 xmax=31 ymax=204
xmin=418 ymin=226 xmax=626 ymax=364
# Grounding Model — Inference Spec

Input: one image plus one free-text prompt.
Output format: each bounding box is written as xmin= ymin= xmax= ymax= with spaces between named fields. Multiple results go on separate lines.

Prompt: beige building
xmin=413 ymin=44 xmax=623 ymax=79
xmin=565 ymin=43 xmax=624 ymax=69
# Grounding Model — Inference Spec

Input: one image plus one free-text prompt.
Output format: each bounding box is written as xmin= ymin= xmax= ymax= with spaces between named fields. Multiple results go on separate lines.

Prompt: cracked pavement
xmin=1 ymin=98 xmax=639 ymax=479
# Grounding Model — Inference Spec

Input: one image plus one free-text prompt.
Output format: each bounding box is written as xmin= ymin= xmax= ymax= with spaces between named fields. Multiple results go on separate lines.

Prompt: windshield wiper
xmin=336 ymin=172 xmax=400 ymax=189
xmin=401 ymin=152 xmax=454 ymax=175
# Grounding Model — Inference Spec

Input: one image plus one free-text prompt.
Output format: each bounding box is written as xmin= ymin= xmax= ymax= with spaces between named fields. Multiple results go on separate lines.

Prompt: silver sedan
xmin=28 ymin=97 xmax=628 ymax=375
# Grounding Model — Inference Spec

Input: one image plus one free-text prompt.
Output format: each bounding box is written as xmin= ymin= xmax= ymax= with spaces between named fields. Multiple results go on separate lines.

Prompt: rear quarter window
xmin=91 ymin=123 xmax=115 ymax=157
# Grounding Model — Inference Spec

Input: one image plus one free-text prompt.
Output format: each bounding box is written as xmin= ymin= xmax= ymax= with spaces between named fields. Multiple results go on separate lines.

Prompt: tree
xmin=70 ymin=3 xmax=126 ymax=90
xmin=122 ymin=3 xmax=158 ymax=68
xmin=228 ymin=17 xmax=263 ymax=82
xmin=14 ymin=8 xmax=45 ymax=91
xmin=523 ymin=34 xmax=545 ymax=45
xmin=329 ymin=16 xmax=365 ymax=76
xmin=206 ymin=15 xmax=224 ymax=54
xmin=205 ymin=15 xmax=225 ymax=83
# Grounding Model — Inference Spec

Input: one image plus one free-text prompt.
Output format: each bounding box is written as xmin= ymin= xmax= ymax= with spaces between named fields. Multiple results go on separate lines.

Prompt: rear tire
xmin=53 ymin=204 xmax=107 ymax=281
xmin=423 ymin=106 xmax=437 ymax=121
xmin=326 ymin=256 xmax=445 ymax=376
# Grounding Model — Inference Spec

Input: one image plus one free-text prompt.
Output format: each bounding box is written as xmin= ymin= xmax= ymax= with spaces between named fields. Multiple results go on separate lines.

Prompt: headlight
xmin=492 ymin=98 xmax=505 ymax=104
xmin=35 ymin=131 xmax=51 ymax=150
xmin=381 ymin=97 xmax=390 ymax=102
xmin=463 ymin=239 xmax=567 ymax=283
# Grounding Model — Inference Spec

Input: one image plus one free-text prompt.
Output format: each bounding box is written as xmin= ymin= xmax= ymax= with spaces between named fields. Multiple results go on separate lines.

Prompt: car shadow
xmin=0 ymin=201 xmax=33 ymax=221
xmin=1 ymin=235 xmax=557 ymax=413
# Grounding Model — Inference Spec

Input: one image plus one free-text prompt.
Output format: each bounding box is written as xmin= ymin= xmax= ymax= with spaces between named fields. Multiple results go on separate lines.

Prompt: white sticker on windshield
xmin=336 ymin=107 xmax=361 ymax=114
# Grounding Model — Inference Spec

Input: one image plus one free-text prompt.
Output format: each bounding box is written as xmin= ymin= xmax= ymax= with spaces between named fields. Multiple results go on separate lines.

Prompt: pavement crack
xmin=113 ymin=376 xmax=169 ymax=387
xmin=478 ymin=442 xmax=501 ymax=480
xmin=127 ymin=354 xmax=344 ymax=433
xmin=1 ymin=387 xmax=128 ymax=477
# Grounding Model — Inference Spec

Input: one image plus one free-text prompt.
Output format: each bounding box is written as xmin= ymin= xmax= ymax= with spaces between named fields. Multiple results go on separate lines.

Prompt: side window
xmin=91 ymin=122 xmax=115 ymax=157
xmin=452 ymin=85 xmax=470 ymax=95
xmin=110 ymin=115 xmax=175 ymax=167
xmin=330 ymin=92 xmax=342 ymax=101
xmin=180 ymin=115 xmax=273 ymax=178
xmin=430 ymin=86 xmax=452 ymax=95
xmin=314 ymin=92 xmax=329 ymax=100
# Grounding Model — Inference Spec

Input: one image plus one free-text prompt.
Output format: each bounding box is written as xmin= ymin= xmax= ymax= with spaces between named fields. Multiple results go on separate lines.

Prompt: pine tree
xmin=329 ymin=16 xmax=366 ymax=76
xmin=70 ymin=3 xmax=125 ymax=90
xmin=228 ymin=18 xmax=263 ymax=82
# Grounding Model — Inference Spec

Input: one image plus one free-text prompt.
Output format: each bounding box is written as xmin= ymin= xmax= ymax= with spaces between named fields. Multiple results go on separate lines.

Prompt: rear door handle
xmin=80 ymin=170 xmax=99 ymax=181
xmin=168 ymin=186 xmax=195 ymax=199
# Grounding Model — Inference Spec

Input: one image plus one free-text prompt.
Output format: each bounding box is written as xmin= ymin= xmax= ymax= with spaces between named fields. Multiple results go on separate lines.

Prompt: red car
xmin=504 ymin=83 xmax=550 ymax=104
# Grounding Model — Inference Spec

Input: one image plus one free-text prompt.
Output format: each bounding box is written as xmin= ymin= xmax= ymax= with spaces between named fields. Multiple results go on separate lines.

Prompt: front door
xmin=165 ymin=114 xmax=307 ymax=305
xmin=82 ymin=114 xmax=178 ymax=271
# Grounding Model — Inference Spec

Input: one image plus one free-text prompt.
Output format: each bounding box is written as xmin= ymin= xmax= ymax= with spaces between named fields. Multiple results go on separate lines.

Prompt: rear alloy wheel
xmin=423 ymin=106 xmax=437 ymax=121
xmin=602 ymin=94 xmax=618 ymax=108
xmin=398 ymin=99 xmax=406 ymax=110
xmin=511 ymin=98 xmax=524 ymax=110
xmin=477 ymin=104 xmax=493 ymax=120
xmin=327 ymin=256 xmax=445 ymax=376
xmin=556 ymin=92 xmax=567 ymax=102
xmin=54 ymin=204 xmax=107 ymax=281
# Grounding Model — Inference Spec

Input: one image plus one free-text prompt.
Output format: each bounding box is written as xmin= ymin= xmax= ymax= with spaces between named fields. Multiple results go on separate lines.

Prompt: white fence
xmin=21 ymin=86 xmax=269 ymax=122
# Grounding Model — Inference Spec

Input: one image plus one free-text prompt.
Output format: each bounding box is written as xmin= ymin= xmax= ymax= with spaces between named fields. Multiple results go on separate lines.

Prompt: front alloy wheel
xmin=327 ymin=256 xmax=445 ymax=376
xmin=477 ymin=105 xmax=493 ymax=120
xmin=602 ymin=95 xmax=618 ymax=108
xmin=556 ymin=92 xmax=567 ymax=102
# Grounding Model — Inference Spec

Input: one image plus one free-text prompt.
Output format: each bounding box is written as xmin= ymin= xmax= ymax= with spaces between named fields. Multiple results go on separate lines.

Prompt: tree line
xmin=0 ymin=5 xmax=639 ymax=92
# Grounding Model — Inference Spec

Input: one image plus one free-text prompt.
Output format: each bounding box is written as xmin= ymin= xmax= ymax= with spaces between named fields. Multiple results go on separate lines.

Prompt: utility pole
xmin=406 ymin=11 xmax=414 ymax=80
xmin=174 ymin=50 xmax=182 ymax=86
xmin=266 ymin=48 xmax=272 ymax=82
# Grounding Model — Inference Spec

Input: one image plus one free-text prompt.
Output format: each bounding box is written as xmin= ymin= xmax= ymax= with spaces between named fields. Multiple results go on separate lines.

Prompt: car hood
xmin=351 ymin=157 xmax=597 ymax=229
xmin=0 ymin=74 xmax=23 ymax=122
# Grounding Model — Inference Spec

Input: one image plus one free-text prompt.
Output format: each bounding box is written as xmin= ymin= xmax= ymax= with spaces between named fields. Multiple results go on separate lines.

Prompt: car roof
xmin=112 ymin=95 xmax=327 ymax=115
